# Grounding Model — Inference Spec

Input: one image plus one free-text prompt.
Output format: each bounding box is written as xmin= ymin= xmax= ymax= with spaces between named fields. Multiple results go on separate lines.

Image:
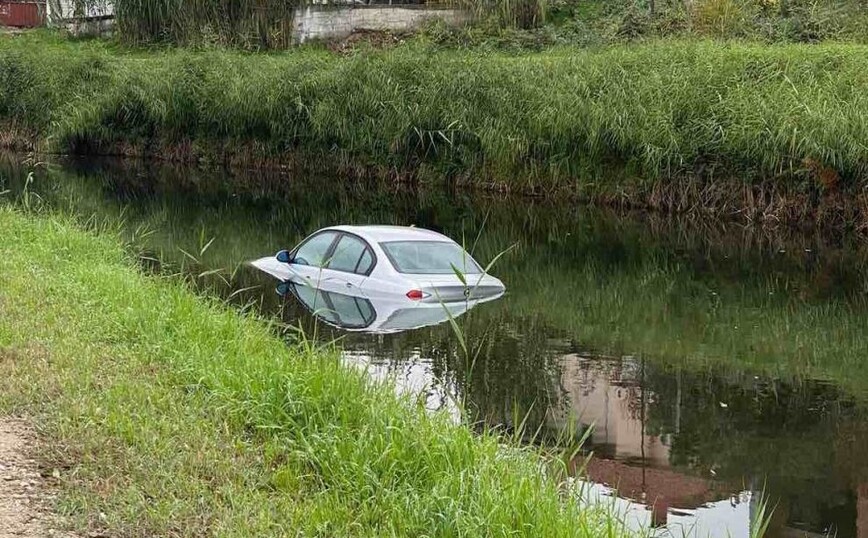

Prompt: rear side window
xmin=380 ymin=241 xmax=482 ymax=274
xmin=328 ymin=234 xmax=368 ymax=273
xmin=323 ymin=234 xmax=376 ymax=275
xmin=294 ymin=232 xmax=338 ymax=268
xmin=356 ymin=249 xmax=374 ymax=275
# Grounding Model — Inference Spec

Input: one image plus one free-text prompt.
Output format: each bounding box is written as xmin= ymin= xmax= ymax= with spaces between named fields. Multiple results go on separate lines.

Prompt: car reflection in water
xmin=273 ymin=279 xmax=501 ymax=334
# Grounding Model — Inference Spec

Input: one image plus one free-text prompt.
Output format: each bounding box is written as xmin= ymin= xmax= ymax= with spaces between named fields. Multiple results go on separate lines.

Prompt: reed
xmin=108 ymin=0 xmax=549 ymax=46
xmin=562 ymin=0 xmax=868 ymax=44
xmin=109 ymin=0 xmax=297 ymax=47
xmin=66 ymin=0 xmax=868 ymax=47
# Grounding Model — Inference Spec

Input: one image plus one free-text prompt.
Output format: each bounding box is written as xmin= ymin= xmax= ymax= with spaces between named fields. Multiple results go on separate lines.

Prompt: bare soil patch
xmin=0 ymin=418 xmax=73 ymax=538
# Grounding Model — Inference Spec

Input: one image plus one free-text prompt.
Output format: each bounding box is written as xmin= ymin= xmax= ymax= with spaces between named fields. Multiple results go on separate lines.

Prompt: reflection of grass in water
xmin=463 ymin=205 xmax=868 ymax=393
xmin=641 ymin=355 xmax=868 ymax=512
xmin=9 ymin=158 xmax=868 ymax=399
xmin=506 ymin=252 xmax=868 ymax=392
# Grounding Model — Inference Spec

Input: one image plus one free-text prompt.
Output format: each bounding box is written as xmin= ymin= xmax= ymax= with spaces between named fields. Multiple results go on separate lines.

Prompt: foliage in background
xmin=52 ymin=0 xmax=868 ymax=47
xmin=2 ymin=34 xmax=868 ymax=193
xmin=427 ymin=0 xmax=868 ymax=49
xmin=462 ymin=0 xmax=548 ymax=30
xmin=110 ymin=0 xmax=295 ymax=47
xmin=102 ymin=0 xmax=546 ymax=45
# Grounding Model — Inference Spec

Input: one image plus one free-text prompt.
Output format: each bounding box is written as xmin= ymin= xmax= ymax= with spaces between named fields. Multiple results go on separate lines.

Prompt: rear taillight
xmin=406 ymin=289 xmax=425 ymax=300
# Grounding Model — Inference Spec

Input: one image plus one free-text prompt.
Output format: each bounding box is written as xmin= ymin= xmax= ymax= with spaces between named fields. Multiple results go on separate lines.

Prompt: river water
xmin=4 ymin=156 xmax=868 ymax=538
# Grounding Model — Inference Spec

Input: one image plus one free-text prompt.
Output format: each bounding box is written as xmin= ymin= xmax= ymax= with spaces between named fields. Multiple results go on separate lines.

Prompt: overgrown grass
xmin=2 ymin=33 xmax=868 ymax=199
xmin=440 ymin=0 xmax=868 ymax=50
xmin=0 ymin=204 xmax=647 ymax=537
xmin=68 ymin=0 xmax=868 ymax=48
xmin=110 ymin=0 xmax=296 ymax=48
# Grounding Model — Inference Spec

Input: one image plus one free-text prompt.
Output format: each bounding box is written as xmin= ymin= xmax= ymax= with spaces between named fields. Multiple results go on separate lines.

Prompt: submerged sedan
xmin=252 ymin=225 xmax=506 ymax=303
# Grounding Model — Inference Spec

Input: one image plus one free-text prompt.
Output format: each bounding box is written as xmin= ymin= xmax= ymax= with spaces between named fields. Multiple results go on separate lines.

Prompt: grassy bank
xmin=3 ymin=33 xmax=868 ymax=221
xmin=0 ymin=205 xmax=634 ymax=536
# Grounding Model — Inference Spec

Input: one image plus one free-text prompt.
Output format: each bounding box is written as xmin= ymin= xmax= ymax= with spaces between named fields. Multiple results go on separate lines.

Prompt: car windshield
xmin=380 ymin=241 xmax=482 ymax=275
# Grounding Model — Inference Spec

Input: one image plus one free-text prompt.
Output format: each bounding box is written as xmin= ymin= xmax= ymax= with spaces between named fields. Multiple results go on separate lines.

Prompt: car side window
xmin=293 ymin=232 xmax=338 ymax=268
xmin=355 ymin=248 xmax=374 ymax=275
xmin=328 ymin=234 xmax=373 ymax=275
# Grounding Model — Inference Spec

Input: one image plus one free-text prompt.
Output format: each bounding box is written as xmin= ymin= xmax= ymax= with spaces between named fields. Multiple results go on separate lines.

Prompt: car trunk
xmin=414 ymin=273 xmax=504 ymax=303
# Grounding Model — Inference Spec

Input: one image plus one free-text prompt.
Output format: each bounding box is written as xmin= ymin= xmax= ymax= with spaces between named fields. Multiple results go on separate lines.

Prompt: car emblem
xmin=463 ymin=287 xmax=471 ymax=298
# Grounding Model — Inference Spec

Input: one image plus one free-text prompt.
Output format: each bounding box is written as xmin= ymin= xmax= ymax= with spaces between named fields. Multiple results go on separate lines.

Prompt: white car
xmin=252 ymin=225 xmax=505 ymax=304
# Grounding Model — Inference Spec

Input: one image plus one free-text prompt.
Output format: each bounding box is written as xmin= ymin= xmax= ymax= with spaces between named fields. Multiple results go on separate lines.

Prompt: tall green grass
xmin=111 ymin=0 xmax=296 ymax=48
xmin=557 ymin=0 xmax=868 ymax=44
xmin=66 ymin=0 xmax=868 ymax=47
xmin=108 ymin=0 xmax=546 ymax=45
xmin=2 ymin=34 xmax=868 ymax=195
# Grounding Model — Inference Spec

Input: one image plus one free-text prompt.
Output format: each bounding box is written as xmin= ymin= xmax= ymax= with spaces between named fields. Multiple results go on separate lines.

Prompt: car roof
xmin=327 ymin=225 xmax=453 ymax=244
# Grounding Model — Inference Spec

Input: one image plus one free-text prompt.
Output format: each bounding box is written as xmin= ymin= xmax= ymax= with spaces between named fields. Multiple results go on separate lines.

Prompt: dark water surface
xmin=4 ymin=156 xmax=868 ymax=538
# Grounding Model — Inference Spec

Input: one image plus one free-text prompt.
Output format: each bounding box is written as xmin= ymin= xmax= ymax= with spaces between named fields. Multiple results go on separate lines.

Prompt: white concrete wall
xmin=292 ymin=5 xmax=468 ymax=43
xmin=46 ymin=0 xmax=112 ymax=23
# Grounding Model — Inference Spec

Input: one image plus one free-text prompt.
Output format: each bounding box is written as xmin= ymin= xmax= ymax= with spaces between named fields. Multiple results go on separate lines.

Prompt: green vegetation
xmin=0 ymin=203 xmax=642 ymax=536
xmin=436 ymin=0 xmax=868 ymax=48
xmin=110 ymin=0 xmax=296 ymax=48
xmin=73 ymin=0 xmax=868 ymax=47
xmin=2 ymin=32 xmax=868 ymax=216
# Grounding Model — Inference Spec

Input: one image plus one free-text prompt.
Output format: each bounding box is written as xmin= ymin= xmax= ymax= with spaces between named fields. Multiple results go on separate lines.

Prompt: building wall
xmin=292 ymin=5 xmax=468 ymax=43
xmin=46 ymin=0 xmax=112 ymax=23
xmin=0 ymin=2 xmax=45 ymax=28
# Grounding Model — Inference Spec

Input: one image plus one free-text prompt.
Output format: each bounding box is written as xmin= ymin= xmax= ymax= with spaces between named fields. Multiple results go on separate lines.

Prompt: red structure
xmin=0 ymin=1 xmax=45 ymax=28
xmin=584 ymin=458 xmax=724 ymax=527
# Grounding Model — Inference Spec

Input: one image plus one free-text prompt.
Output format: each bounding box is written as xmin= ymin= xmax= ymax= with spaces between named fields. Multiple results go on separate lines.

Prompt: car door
xmin=319 ymin=233 xmax=375 ymax=293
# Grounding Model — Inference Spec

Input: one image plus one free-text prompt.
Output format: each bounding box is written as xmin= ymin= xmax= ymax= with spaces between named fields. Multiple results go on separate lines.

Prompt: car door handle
xmin=345 ymin=282 xmax=353 ymax=288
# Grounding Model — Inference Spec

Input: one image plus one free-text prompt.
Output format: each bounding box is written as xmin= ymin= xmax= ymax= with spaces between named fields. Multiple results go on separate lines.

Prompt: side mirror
xmin=276 ymin=250 xmax=292 ymax=264
xmin=276 ymin=281 xmax=291 ymax=297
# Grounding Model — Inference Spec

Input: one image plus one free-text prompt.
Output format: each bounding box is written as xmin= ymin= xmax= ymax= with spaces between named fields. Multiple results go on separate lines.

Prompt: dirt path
xmin=0 ymin=418 xmax=69 ymax=538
